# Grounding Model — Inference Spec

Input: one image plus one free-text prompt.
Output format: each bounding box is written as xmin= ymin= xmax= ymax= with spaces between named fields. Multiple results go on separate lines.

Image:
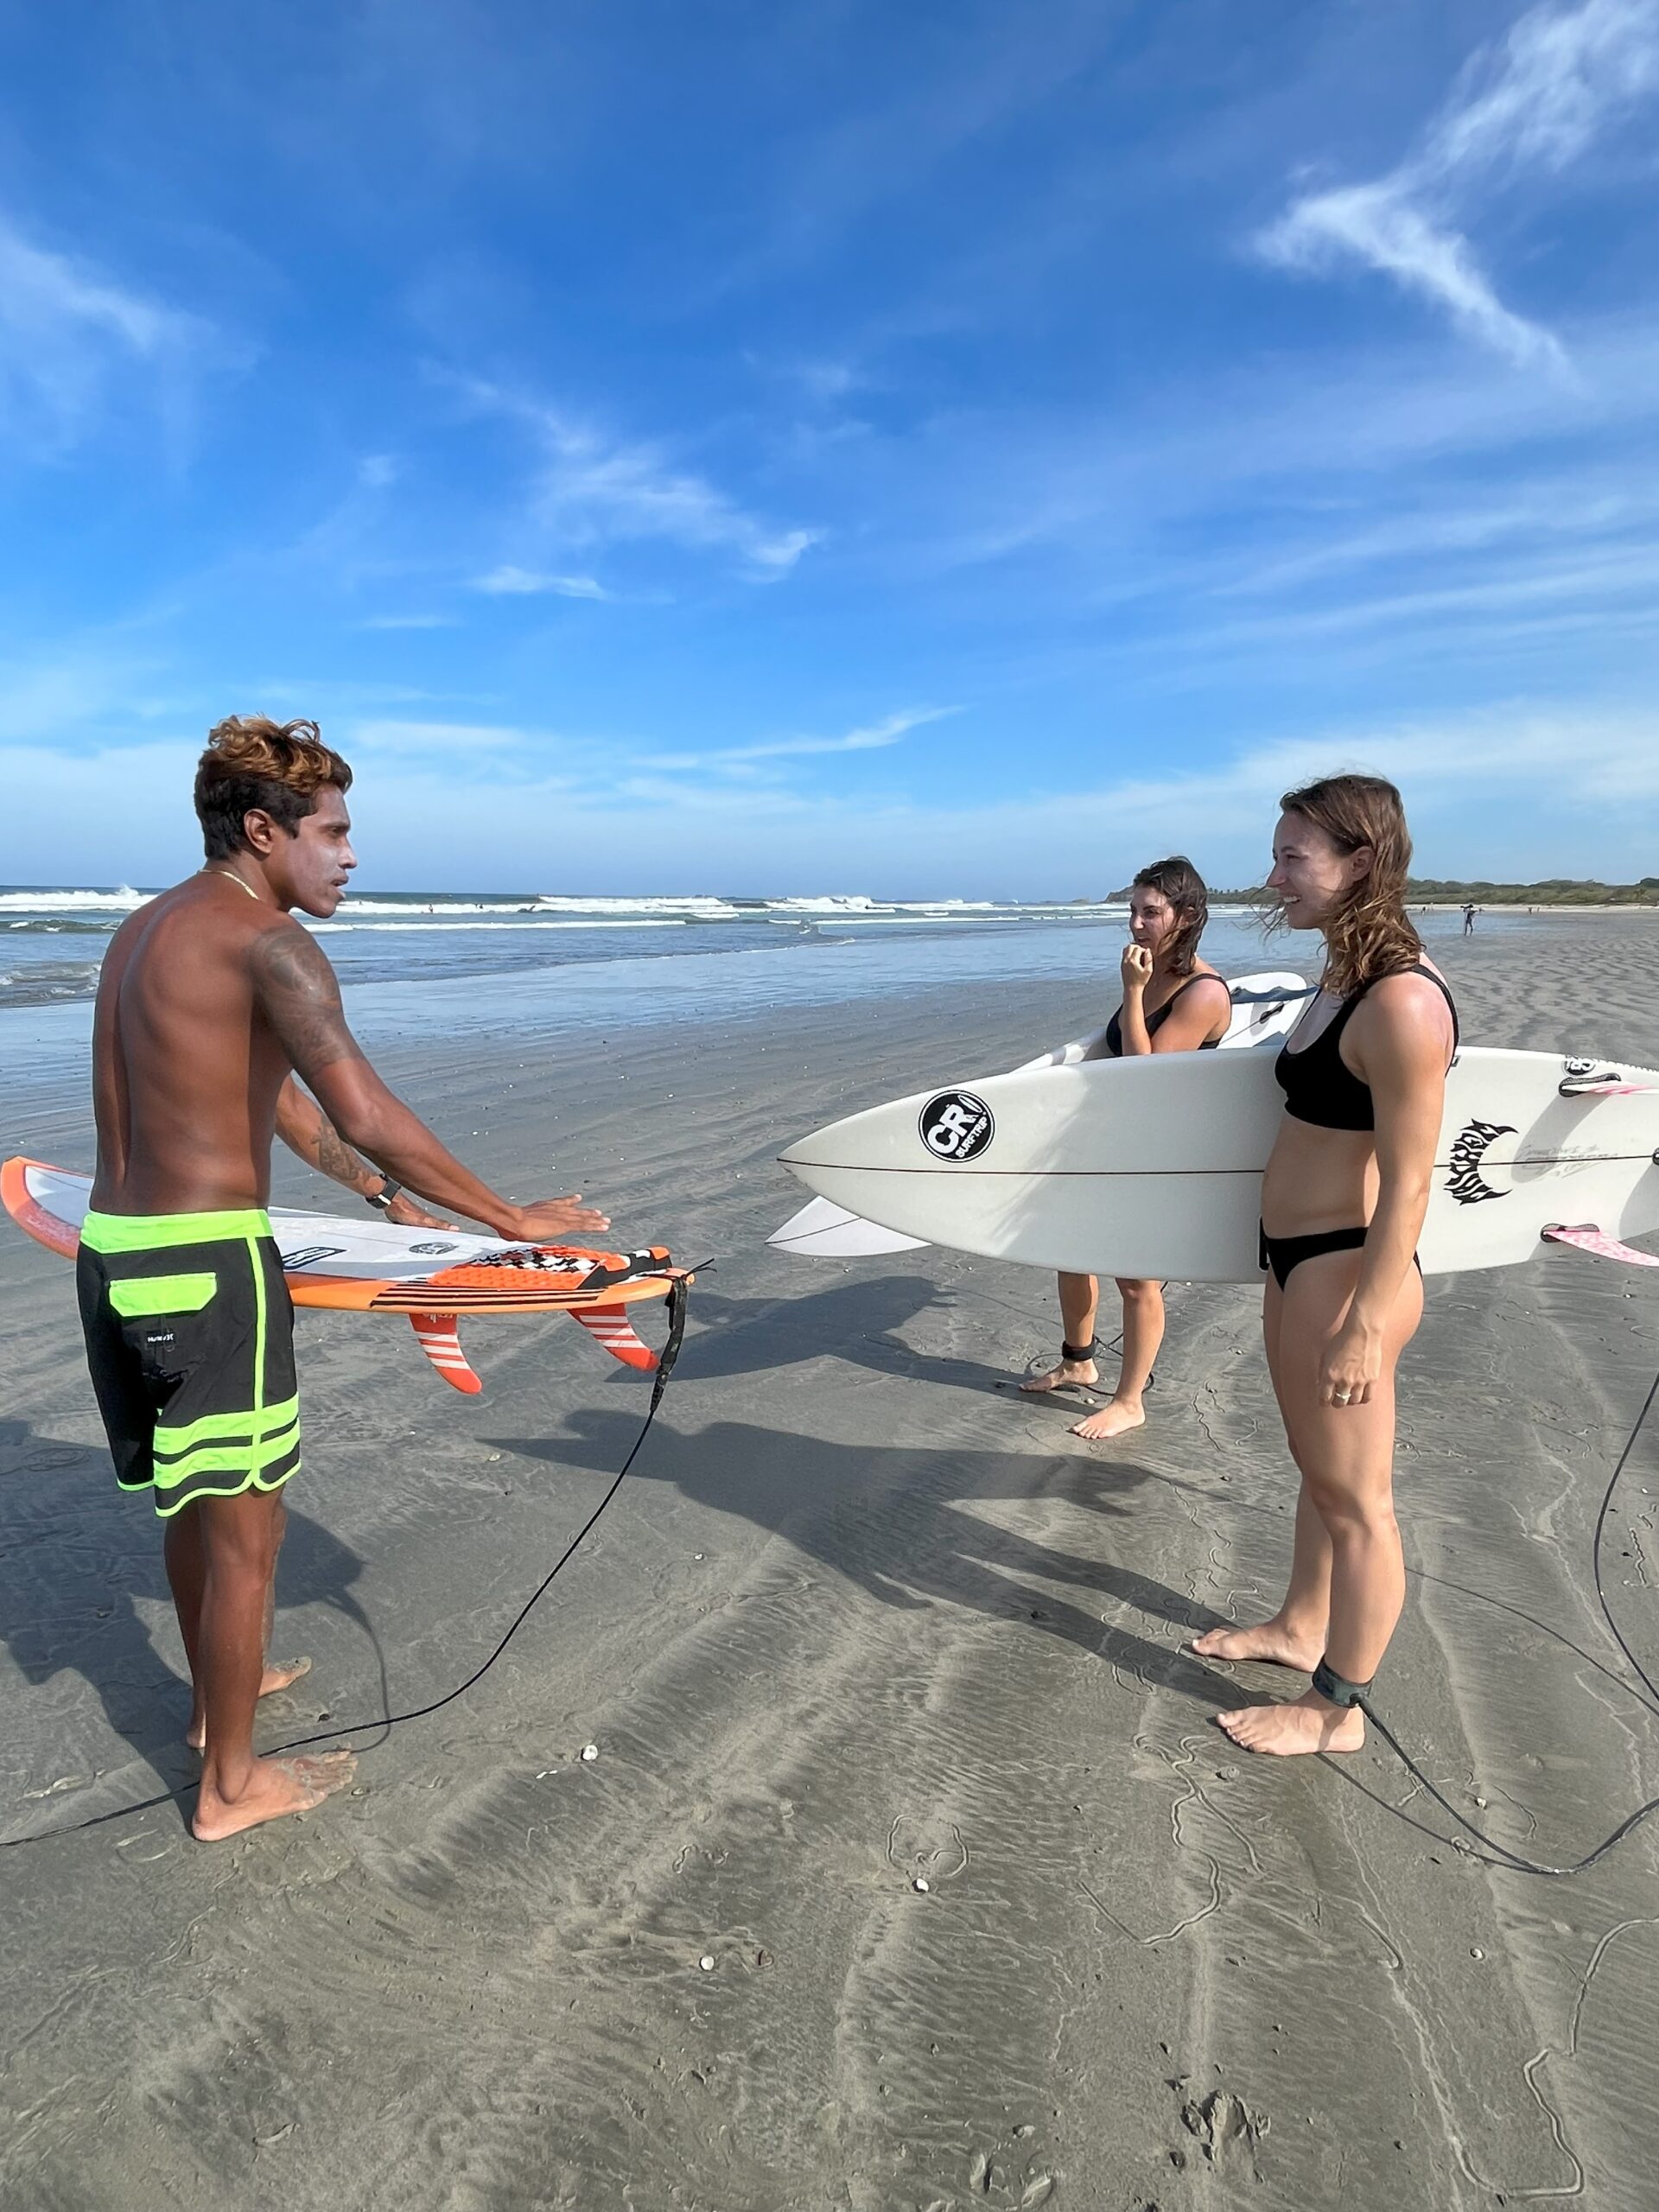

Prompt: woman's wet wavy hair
xmin=1131 ymin=855 xmax=1210 ymax=976
xmin=1274 ymin=772 xmax=1421 ymax=995
xmin=194 ymin=716 xmax=353 ymax=861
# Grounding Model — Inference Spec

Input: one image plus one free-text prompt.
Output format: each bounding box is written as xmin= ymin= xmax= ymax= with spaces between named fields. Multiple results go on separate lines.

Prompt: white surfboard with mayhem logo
xmin=777 ymin=1044 xmax=1659 ymax=1282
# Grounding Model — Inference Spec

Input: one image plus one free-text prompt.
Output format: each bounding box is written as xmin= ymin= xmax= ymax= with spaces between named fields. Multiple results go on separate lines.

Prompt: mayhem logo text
xmin=1444 ymin=1119 xmax=1516 ymax=1206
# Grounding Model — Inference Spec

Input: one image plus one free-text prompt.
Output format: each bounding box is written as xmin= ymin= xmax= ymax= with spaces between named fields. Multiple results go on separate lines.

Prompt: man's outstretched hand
xmin=385 ymin=1191 xmax=460 ymax=1230
xmin=508 ymin=1195 xmax=613 ymax=1243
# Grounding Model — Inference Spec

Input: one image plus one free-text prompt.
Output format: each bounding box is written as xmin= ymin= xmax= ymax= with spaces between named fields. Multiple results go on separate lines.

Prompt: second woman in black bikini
xmin=1192 ymin=775 xmax=1457 ymax=1755
xmin=1020 ymin=857 xmax=1231 ymax=1440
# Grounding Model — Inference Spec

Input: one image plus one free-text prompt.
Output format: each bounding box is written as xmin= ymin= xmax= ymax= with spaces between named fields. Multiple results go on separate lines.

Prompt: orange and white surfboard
xmin=3 ymin=1157 xmax=690 ymax=1396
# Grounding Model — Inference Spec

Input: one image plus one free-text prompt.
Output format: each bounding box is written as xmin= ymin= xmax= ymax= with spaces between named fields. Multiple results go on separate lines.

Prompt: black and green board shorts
xmin=76 ymin=1207 xmax=300 ymax=1518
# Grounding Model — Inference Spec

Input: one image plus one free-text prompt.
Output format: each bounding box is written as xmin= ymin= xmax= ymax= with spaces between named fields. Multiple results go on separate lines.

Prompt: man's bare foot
xmin=192 ymin=1749 xmax=357 ymax=1840
xmin=1070 ymin=1396 xmax=1145 ymax=1441
xmin=1020 ymin=1357 xmax=1097 ymax=1395
xmin=1215 ymin=1689 xmax=1364 ymax=1756
xmin=187 ymin=1656 xmax=313 ymax=1750
xmin=1188 ymin=1618 xmax=1323 ymax=1671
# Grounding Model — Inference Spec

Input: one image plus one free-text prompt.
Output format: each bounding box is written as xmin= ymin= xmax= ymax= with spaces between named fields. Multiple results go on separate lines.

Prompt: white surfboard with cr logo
xmin=769 ymin=969 xmax=1313 ymax=1262
xmin=774 ymin=1030 xmax=1659 ymax=1283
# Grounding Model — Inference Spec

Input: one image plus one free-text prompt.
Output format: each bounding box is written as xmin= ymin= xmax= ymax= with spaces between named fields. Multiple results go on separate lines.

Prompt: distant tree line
xmin=1190 ymin=878 xmax=1659 ymax=908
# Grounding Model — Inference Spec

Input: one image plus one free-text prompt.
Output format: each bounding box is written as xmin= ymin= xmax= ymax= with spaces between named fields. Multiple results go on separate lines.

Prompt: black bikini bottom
xmin=1257 ymin=1223 xmax=1364 ymax=1291
xmin=1257 ymin=1222 xmax=1423 ymax=1292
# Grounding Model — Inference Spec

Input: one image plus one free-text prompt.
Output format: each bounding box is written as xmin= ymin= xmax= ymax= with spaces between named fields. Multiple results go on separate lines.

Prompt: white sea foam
xmin=309 ymin=918 xmax=683 ymax=933
xmin=0 ymin=887 xmax=149 ymax=911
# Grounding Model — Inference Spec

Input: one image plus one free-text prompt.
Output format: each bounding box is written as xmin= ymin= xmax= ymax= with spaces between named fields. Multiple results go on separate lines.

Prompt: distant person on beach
xmin=1019 ymin=857 xmax=1230 ymax=1440
xmin=79 ymin=717 xmax=610 ymax=1840
xmin=1463 ymin=903 xmax=1477 ymax=935
xmin=1192 ymin=774 xmax=1456 ymax=1755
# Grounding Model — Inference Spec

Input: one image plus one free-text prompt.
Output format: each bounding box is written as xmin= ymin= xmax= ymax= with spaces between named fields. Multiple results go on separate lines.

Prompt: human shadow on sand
xmin=487 ymin=1408 xmax=1242 ymax=1713
xmin=0 ymin=1418 xmax=377 ymax=1802
xmin=680 ymin=1274 xmax=1043 ymax=1401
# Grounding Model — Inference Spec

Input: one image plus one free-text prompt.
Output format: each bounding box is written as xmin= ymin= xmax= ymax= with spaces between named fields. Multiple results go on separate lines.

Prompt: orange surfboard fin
xmin=410 ymin=1312 xmax=484 ymax=1394
xmin=569 ymin=1303 xmax=658 ymax=1370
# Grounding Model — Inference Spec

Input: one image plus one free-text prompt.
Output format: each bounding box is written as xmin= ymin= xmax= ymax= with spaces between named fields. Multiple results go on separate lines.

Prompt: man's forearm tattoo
xmin=315 ymin=1113 xmax=372 ymax=1191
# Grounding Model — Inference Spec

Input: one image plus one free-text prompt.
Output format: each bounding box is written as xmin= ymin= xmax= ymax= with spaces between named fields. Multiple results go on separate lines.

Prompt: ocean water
xmin=2 ymin=887 xmax=1133 ymax=1010
xmin=0 ymin=884 xmax=1516 ymax=1016
xmin=0 ymin=884 xmax=1518 ymax=1112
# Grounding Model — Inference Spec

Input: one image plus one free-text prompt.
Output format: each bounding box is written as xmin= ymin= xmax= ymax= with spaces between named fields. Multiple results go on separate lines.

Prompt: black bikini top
xmin=1274 ymin=965 xmax=1459 ymax=1131
xmin=1103 ymin=971 xmax=1230 ymax=1058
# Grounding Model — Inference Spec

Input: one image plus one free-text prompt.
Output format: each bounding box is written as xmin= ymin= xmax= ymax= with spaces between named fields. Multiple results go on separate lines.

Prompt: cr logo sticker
xmin=919 ymin=1090 xmax=995 ymax=1161
xmin=1444 ymin=1119 xmax=1516 ymax=1206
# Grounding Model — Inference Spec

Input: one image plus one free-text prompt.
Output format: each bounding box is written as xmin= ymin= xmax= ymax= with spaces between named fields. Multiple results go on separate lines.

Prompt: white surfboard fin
xmin=570 ymin=1302 xmax=658 ymax=1370
xmin=1542 ymin=1224 xmax=1659 ymax=1268
xmin=410 ymin=1312 xmax=484 ymax=1393
xmin=1558 ymin=1071 xmax=1659 ymax=1098
xmin=769 ymin=1194 xmax=931 ymax=1258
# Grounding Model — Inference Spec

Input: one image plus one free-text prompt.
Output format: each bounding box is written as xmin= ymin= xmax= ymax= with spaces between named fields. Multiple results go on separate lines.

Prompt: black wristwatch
xmin=365 ymin=1177 xmax=403 ymax=1213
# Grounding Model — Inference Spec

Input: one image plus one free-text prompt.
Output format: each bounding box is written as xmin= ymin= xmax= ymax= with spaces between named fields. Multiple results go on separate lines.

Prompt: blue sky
xmin=3 ymin=0 xmax=1657 ymax=895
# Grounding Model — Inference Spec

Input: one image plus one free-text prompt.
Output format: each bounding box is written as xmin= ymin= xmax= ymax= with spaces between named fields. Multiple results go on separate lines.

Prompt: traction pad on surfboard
xmin=363 ymin=1242 xmax=674 ymax=1311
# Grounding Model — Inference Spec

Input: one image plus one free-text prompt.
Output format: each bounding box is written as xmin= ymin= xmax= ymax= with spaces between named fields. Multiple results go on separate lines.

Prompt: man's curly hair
xmin=194 ymin=716 xmax=353 ymax=860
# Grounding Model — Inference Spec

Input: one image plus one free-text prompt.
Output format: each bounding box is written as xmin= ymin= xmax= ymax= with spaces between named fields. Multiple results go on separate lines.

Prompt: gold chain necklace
xmin=209 ymin=868 xmax=264 ymax=903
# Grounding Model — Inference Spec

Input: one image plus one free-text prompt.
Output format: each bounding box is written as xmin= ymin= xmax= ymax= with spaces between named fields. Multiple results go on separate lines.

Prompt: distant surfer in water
xmin=1192 ymin=775 xmax=1457 ymax=1755
xmin=1020 ymin=858 xmax=1230 ymax=1440
xmin=79 ymin=717 xmax=610 ymax=1840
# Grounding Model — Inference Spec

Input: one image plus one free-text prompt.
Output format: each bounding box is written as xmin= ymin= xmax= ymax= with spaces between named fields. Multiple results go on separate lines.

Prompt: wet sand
xmin=3 ymin=916 xmax=1657 ymax=2209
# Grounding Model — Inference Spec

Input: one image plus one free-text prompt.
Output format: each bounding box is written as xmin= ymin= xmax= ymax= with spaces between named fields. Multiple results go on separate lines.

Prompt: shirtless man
xmin=79 ymin=716 xmax=609 ymax=1840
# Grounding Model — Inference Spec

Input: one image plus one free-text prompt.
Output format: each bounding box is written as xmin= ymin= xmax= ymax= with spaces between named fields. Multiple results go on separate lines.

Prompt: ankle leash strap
xmin=1312 ymin=1657 xmax=1372 ymax=1708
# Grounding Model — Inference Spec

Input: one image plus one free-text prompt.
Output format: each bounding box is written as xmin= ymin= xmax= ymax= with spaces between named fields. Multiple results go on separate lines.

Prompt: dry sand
xmin=3 ymin=916 xmax=1657 ymax=2210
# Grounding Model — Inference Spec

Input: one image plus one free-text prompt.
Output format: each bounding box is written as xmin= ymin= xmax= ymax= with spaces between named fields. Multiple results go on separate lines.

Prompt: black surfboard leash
xmin=2 ymin=1276 xmax=693 ymax=1852
xmin=1328 ymin=1356 xmax=1659 ymax=1878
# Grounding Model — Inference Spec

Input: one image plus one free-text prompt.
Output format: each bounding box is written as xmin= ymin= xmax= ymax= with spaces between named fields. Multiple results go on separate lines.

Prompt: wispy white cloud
xmin=637 ymin=707 xmax=955 ymax=772
xmin=471 ymin=564 xmax=611 ymax=600
xmin=337 ymin=704 xmax=953 ymax=789
xmin=0 ymin=213 xmax=220 ymax=452
xmin=13 ymin=701 xmax=1653 ymax=893
xmin=1256 ymin=0 xmax=1659 ymax=364
xmin=459 ymin=377 xmax=821 ymax=578
xmin=353 ymin=613 xmax=460 ymax=631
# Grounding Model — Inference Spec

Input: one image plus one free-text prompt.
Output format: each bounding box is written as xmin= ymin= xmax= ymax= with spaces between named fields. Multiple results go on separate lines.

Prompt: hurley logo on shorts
xmin=1445 ymin=1118 xmax=1516 ymax=1205
xmin=918 ymin=1090 xmax=995 ymax=1161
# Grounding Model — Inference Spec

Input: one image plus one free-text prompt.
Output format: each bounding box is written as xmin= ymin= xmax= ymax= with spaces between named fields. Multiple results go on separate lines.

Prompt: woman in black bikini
xmin=1192 ymin=776 xmax=1457 ymax=1756
xmin=1020 ymin=857 xmax=1231 ymax=1440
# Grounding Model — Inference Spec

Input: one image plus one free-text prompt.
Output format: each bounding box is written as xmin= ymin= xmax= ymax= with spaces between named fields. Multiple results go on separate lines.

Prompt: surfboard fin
xmin=410 ymin=1312 xmax=485 ymax=1393
xmin=569 ymin=1303 xmax=658 ymax=1370
xmin=1558 ymin=1072 xmax=1658 ymax=1098
xmin=1542 ymin=1224 xmax=1659 ymax=1268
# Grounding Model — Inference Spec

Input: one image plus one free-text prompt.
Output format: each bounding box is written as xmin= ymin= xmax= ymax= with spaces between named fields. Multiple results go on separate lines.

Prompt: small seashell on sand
xmin=699 ymin=1955 xmax=715 ymax=1972
xmin=581 ymin=1743 xmax=599 ymax=1763
xmin=913 ymin=1876 xmax=931 ymax=1893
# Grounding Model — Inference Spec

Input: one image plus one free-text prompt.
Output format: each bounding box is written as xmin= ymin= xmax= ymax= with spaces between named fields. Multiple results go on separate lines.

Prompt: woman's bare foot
xmin=1070 ymin=1396 xmax=1145 ymax=1441
xmin=187 ymin=1656 xmax=313 ymax=1751
xmin=1188 ymin=1618 xmax=1323 ymax=1671
xmin=1020 ymin=1355 xmax=1097 ymax=1395
xmin=1215 ymin=1689 xmax=1364 ymax=1756
xmin=192 ymin=1749 xmax=357 ymax=1840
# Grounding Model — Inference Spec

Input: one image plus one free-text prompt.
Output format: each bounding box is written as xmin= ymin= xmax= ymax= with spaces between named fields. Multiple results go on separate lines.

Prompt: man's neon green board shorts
xmin=77 ymin=1208 xmax=300 ymax=1517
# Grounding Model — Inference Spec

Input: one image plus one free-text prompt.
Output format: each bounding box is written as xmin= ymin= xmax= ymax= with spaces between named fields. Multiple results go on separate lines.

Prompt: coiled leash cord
xmin=1338 ymin=1359 xmax=1659 ymax=1878
xmin=3 ymin=1279 xmax=690 ymax=1852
